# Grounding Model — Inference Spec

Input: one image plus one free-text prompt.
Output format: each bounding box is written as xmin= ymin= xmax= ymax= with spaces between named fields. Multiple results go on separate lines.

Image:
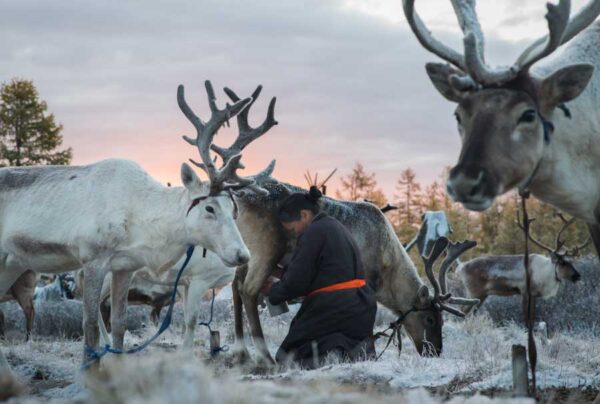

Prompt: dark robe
xmin=269 ymin=212 xmax=377 ymax=368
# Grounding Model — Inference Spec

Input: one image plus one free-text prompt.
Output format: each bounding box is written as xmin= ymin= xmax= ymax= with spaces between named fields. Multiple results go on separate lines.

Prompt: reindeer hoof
xmin=233 ymin=349 xmax=251 ymax=364
xmin=256 ymin=354 xmax=275 ymax=367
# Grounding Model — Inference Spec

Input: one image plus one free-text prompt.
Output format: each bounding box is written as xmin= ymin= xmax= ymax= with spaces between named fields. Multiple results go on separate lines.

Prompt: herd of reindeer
xmin=2 ymin=0 xmax=600 ymax=396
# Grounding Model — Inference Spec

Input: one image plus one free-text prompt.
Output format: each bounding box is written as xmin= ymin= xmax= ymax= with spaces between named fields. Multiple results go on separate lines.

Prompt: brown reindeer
xmin=457 ymin=212 xmax=587 ymax=314
xmin=403 ymin=0 xmax=600 ymax=258
xmin=0 ymin=270 xmax=36 ymax=341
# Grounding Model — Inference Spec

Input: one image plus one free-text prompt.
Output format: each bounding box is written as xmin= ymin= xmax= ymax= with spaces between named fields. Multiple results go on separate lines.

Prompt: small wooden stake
xmin=512 ymin=344 xmax=528 ymax=397
xmin=210 ymin=331 xmax=221 ymax=356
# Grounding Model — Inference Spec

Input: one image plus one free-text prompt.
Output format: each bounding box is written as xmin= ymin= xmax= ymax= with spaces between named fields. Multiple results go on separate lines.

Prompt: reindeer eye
xmin=205 ymin=206 xmax=215 ymax=214
xmin=518 ymin=109 xmax=537 ymax=124
xmin=424 ymin=316 xmax=436 ymax=327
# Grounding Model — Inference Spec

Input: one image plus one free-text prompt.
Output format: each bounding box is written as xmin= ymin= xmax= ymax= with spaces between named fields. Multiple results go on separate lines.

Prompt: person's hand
xmin=260 ymin=276 xmax=280 ymax=296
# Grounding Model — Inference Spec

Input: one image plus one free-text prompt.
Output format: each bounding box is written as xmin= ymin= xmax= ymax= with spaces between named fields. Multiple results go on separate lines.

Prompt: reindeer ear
xmin=425 ymin=63 xmax=470 ymax=102
xmin=180 ymin=163 xmax=201 ymax=190
xmin=539 ymin=64 xmax=594 ymax=110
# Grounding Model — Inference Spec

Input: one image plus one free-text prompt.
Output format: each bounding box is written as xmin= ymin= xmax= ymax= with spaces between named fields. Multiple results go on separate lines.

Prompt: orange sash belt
xmin=308 ymin=279 xmax=366 ymax=297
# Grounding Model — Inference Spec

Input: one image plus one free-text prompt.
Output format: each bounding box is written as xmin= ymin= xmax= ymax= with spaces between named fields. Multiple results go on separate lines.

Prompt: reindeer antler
xmin=565 ymin=236 xmax=591 ymax=257
xmin=517 ymin=209 xmax=583 ymax=257
xmin=381 ymin=204 xmax=398 ymax=213
xmin=553 ymin=211 xmax=577 ymax=251
xmin=516 ymin=210 xmax=555 ymax=254
xmin=438 ymin=239 xmax=480 ymax=308
xmin=422 ymin=237 xmax=449 ymax=303
xmin=552 ymin=211 xmax=593 ymax=257
xmin=404 ymin=0 xmax=600 ymax=86
xmin=211 ymin=85 xmax=278 ymax=164
xmin=422 ymin=237 xmax=480 ymax=317
xmin=303 ymin=168 xmax=337 ymax=196
xmin=178 ymin=81 xmax=257 ymax=195
xmin=403 ymin=0 xmax=465 ymax=70
xmin=197 ymin=84 xmax=279 ymax=195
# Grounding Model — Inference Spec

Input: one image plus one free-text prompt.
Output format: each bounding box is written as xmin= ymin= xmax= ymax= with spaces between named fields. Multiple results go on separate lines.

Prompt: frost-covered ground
xmin=2 ymin=286 xmax=600 ymax=404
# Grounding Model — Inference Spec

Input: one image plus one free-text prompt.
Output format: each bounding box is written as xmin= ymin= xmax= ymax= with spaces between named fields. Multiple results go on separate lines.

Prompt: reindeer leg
xmin=0 ymin=346 xmax=24 ymax=400
xmin=0 ymin=267 xmax=28 ymax=394
xmin=11 ymin=271 xmax=36 ymax=342
xmin=13 ymin=287 xmax=34 ymax=342
xmin=241 ymin=267 xmax=274 ymax=364
xmin=587 ymin=224 xmax=600 ymax=261
xmin=150 ymin=305 xmax=162 ymax=326
xmin=0 ymin=310 xmax=4 ymax=339
xmin=110 ymin=271 xmax=134 ymax=350
xmin=232 ymin=267 xmax=250 ymax=362
xmin=100 ymin=300 xmax=111 ymax=332
xmin=182 ymin=277 xmax=210 ymax=350
xmin=82 ymin=263 xmax=108 ymax=370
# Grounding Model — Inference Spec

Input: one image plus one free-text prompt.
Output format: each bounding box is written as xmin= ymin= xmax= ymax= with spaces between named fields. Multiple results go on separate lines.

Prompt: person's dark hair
xmin=279 ymin=186 xmax=323 ymax=223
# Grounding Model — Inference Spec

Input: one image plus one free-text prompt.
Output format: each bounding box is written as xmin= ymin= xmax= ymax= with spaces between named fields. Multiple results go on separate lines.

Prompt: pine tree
xmin=422 ymin=180 xmax=444 ymax=211
xmin=0 ymin=79 xmax=72 ymax=166
xmin=394 ymin=168 xmax=422 ymax=228
xmin=335 ymin=162 xmax=378 ymax=201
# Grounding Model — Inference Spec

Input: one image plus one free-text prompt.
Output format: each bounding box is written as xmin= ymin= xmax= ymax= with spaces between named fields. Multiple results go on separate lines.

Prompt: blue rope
xmin=82 ymin=245 xmax=195 ymax=370
xmin=198 ymin=288 xmax=229 ymax=356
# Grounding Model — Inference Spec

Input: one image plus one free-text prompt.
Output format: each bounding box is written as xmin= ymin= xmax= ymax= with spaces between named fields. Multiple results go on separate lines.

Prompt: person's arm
xmin=268 ymin=226 xmax=324 ymax=305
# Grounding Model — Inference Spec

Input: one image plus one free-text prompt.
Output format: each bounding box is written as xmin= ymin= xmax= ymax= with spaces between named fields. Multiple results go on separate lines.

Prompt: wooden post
xmin=512 ymin=344 xmax=529 ymax=397
xmin=209 ymin=330 xmax=221 ymax=356
xmin=520 ymin=194 xmax=537 ymax=395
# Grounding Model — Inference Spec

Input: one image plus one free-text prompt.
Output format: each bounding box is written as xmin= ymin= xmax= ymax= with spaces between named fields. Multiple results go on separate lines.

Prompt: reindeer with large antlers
xmin=187 ymin=86 xmax=480 ymax=361
xmin=0 ymin=80 xmax=268 ymax=391
xmin=404 ymin=0 xmax=600 ymax=257
xmin=456 ymin=212 xmax=586 ymax=315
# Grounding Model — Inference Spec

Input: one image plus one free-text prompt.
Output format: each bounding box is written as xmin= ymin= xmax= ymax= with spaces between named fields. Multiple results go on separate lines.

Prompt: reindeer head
xmin=177 ymin=81 xmax=277 ymax=267
xmin=404 ymin=236 xmax=479 ymax=356
xmin=518 ymin=211 xmax=589 ymax=283
xmin=404 ymin=0 xmax=599 ymax=211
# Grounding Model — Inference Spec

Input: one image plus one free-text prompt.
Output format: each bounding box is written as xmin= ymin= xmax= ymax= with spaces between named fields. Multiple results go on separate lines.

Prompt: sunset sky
xmin=1 ymin=0 xmax=592 ymax=199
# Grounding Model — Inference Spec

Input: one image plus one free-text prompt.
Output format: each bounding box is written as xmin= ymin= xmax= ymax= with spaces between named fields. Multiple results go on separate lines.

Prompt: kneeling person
xmin=262 ymin=186 xmax=377 ymax=368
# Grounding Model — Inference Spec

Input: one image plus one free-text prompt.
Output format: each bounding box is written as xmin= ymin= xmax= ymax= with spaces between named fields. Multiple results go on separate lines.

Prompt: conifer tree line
xmin=335 ymin=162 xmax=593 ymax=271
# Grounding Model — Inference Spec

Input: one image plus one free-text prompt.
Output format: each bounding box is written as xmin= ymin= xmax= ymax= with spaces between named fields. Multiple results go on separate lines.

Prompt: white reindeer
xmin=0 ymin=80 xmax=272 ymax=393
xmin=403 ymin=0 xmax=600 ymax=256
xmin=89 ymin=84 xmax=280 ymax=361
xmin=456 ymin=213 xmax=587 ymax=314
